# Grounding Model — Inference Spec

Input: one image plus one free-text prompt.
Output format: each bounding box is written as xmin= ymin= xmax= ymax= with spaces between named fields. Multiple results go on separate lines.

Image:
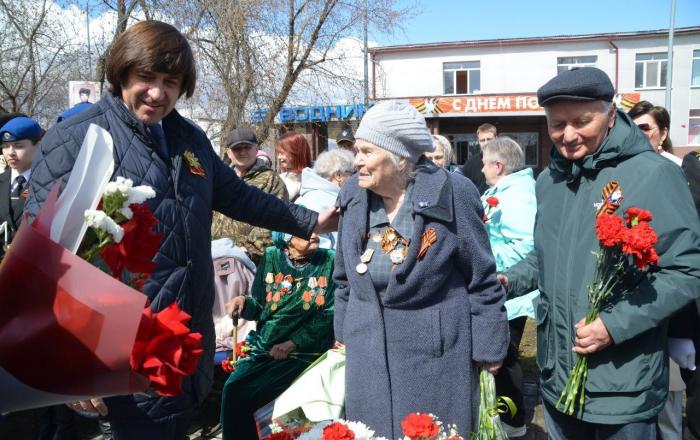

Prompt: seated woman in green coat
xmin=220 ymin=232 xmax=335 ymax=440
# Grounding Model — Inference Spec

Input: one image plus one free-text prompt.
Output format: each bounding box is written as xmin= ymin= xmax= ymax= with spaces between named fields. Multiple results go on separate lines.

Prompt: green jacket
xmin=507 ymin=110 xmax=700 ymax=423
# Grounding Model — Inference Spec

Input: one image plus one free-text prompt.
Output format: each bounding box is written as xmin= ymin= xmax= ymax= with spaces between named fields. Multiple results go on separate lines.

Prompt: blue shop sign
xmin=278 ymin=103 xmax=373 ymax=123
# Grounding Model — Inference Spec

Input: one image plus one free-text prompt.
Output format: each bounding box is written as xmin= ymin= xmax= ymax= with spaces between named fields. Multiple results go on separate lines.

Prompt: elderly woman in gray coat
xmin=333 ymin=100 xmax=509 ymax=438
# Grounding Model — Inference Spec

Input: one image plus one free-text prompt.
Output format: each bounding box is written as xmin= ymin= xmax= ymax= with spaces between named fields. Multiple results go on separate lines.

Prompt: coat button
xmin=187 ymin=260 xmax=193 ymax=268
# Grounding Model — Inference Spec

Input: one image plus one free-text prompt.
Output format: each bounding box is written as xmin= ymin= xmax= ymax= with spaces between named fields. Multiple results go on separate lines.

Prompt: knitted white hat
xmin=355 ymin=100 xmax=434 ymax=162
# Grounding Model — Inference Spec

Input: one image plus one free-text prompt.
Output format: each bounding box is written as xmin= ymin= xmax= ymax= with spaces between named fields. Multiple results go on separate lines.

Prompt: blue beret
xmin=537 ymin=67 xmax=614 ymax=106
xmin=0 ymin=116 xmax=43 ymax=142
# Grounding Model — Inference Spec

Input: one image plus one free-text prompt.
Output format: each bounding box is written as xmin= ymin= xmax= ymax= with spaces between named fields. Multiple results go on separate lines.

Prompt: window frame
xmin=556 ymin=55 xmax=598 ymax=74
xmin=635 ymin=52 xmax=668 ymax=89
xmin=442 ymin=61 xmax=481 ymax=96
xmin=692 ymin=49 xmax=700 ymax=87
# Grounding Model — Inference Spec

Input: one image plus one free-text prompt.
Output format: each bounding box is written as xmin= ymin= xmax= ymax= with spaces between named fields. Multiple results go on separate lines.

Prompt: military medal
xmin=356 ymin=248 xmax=374 ymax=274
xmin=371 ymin=232 xmax=382 ymax=243
xmin=302 ymin=291 xmax=312 ymax=310
xmin=265 ymin=272 xmax=274 ymax=284
xmin=183 ymin=149 xmax=206 ymax=177
xmin=381 ymin=227 xmax=399 ymax=253
xmin=390 ymin=248 xmax=407 ymax=265
xmin=308 ymin=277 xmax=317 ymax=289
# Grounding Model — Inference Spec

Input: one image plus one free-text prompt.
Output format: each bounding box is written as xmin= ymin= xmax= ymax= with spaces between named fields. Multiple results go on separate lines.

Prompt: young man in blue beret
xmin=501 ymin=67 xmax=700 ymax=439
xmin=0 ymin=116 xmax=43 ymax=259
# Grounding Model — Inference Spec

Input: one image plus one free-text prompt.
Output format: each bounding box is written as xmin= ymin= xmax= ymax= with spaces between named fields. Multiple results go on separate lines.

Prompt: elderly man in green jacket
xmin=502 ymin=67 xmax=700 ymax=439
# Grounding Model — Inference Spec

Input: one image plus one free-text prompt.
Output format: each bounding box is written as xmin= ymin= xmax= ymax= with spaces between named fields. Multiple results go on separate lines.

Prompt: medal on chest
xmin=356 ymin=248 xmax=374 ymax=274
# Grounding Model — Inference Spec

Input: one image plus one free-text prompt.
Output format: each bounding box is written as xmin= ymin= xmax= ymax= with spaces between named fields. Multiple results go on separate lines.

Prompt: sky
xmin=375 ymin=0 xmax=700 ymax=46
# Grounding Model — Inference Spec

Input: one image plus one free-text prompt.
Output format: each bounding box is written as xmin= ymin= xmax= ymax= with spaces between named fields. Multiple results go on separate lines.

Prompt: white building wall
xmin=374 ymin=31 xmax=700 ymax=147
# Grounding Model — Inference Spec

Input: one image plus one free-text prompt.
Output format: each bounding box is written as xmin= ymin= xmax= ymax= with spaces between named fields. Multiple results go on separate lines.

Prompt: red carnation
xmin=235 ymin=341 xmax=251 ymax=358
xmin=486 ymin=196 xmax=499 ymax=207
xmin=595 ymin=214 xmax=626 ymax=248
xmin=624 ymin=207 xmax=653 ymax=226
xmin=221 ymin=358 xmax=235 ymax=374
xmin=322 ymin=421 xmax=355 ymax=440
xmin=101 ymin=203 xmax=163 ymax=278
xmin=401 ymin=413 xmax=440 ymax=439
xmin=622 ymin=222 xmax=659 ymax=269
xmin=262 ymin=432 xmax=294 ymax=440
xmin=130 ymin=303 xmax=204 ymax=397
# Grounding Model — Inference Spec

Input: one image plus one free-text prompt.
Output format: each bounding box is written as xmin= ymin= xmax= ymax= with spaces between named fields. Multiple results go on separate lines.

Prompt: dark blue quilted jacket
xmin=25 ymin=92 xmax=318 ymax=421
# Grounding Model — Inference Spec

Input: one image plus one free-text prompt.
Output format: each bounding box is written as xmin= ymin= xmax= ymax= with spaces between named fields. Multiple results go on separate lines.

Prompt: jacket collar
xmin=338 ymin=156 xmax=454 ymax=223
xmin=548 ymin=109 xmax=651 ymax=184
xmin=105 ymin=92 xmax=194 ymax=155
xmin=483 ymin=168 xmax=534 ymax=196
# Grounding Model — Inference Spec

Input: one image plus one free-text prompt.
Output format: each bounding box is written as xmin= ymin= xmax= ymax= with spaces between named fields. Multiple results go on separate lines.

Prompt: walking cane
xmin=231 ymin=311 xmax=239 ymax=363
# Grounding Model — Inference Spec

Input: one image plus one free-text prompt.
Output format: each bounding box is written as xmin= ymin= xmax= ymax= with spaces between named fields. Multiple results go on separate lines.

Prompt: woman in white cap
xmin=333 ymin=100 xmax=509 ymax=438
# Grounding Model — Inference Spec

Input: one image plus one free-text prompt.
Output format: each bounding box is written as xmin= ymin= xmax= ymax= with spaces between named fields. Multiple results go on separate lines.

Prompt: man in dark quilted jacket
xmin=24 ymin=20 xmax=330 ymax=440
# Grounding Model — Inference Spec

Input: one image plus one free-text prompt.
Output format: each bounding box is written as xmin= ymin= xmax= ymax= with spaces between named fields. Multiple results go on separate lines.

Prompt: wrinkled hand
xmin=226 ymin=296 xmax=246 ymax=317
xmin=573 ymin=318 xmax=612 ymax=355
xmin=314 ymin=207 xmax=340 ymax=234
xmin=480 ymin=361 xmax=503 ymax=375
xmin=668 ymin=338 xmax=697 ymax=370
xmin=496 ymin=273 xmax=509 ymax=291
xmin=269 ymin=340 xmax=296 ymax=360
xmin=66 ymin=398 xmax=108 ymax=417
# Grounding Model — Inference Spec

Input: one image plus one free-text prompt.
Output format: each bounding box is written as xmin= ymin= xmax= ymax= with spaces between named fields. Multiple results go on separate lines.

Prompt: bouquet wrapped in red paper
xmin=0 ymin=125 xmax=202 ymax=413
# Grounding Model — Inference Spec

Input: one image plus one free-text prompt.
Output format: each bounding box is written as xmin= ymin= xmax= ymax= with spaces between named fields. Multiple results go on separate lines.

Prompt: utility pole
xmin=665 ymin=0 xmax=676 ymax=110
xmin=363 ymin=0 xmax=369 ymax=108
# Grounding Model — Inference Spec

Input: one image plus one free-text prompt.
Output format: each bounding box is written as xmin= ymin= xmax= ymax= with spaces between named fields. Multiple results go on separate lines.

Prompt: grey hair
xmin=431 ymin=134 xmax=453 ymax=166
xmin=314 ymin=148 xmax=356 ymax=180
xmin=387 ymin=150 xmax=416 ymax=182
xmin=482 ymin=136 xmax=525 ymax=175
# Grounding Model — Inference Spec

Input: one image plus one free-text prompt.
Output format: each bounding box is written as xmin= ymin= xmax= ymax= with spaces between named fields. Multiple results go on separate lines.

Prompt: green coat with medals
xmin=220 ymin=245 xmax=335 ymax=439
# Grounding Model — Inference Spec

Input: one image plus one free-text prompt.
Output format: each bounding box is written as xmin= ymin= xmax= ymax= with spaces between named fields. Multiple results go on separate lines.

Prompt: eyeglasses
xmin=636 ymin=123 xmax=657 ymax=132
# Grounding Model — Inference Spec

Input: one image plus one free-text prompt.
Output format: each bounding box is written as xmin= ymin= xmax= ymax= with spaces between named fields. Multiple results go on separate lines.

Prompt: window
xmin=689 ymin=109 xmax=700 ymax=145
xmin=449 ymin=132 xmax=538 ymax=167
xmin=443 ymin=62 xmax=480 ymax=95
xmin=501 ymin=132 xmax=539 ymax=167
xmin=692 ymin=49 xmax=700 ymax=86
xmin=557 ymin=56 xmax=597 ymax=74
xmin=635 ymin=53 xmax=667 ymax=88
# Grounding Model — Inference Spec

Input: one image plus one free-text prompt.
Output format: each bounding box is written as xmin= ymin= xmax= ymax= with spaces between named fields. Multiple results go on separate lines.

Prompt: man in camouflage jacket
xmin=211 ymin=128 xmax=288 ymax=265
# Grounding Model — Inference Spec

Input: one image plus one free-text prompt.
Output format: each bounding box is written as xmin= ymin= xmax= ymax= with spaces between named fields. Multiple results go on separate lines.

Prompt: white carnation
xmin=126 ymin=185 xmax=156 ymax=205
xmin=345 ymin=421 xmax=375 ymax=440
xmin=85 ymin=209 xmax=124 ymax=243
xmin=104 ymin=176 xmax=133 ymax=197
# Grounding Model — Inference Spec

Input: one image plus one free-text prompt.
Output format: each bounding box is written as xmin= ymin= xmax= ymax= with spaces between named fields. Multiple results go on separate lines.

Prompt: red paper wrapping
xmin=0 ymin=184 xmax=149 ymax=413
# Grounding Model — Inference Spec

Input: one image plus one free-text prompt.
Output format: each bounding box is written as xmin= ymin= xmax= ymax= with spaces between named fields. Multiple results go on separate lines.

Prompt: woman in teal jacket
xmin=481 ymin=136 xmax=537 ymax=435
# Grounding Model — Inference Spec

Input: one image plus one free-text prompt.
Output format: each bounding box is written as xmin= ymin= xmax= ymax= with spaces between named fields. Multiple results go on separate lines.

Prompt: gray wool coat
xmin=333 ymin=158 xmax=509 ymax=438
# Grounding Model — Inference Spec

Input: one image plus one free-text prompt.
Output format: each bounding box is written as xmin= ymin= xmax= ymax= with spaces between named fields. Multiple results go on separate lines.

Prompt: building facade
xmin=371 ymin=27 xmax=700 ymax=169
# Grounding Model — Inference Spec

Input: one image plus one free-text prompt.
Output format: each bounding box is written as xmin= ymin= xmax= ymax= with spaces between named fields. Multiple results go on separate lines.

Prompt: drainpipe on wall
xmin=607 ymin=38 xmax=619 ymax=94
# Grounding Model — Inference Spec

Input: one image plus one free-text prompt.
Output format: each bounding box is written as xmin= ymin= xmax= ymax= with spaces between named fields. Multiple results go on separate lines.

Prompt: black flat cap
xmin=537 ymin=67 xmax=614 ymax=106
xmin=337 ymin=126 xmax=355 ymax=144
xmin=226 ymin=128 xmax=258 ymax=148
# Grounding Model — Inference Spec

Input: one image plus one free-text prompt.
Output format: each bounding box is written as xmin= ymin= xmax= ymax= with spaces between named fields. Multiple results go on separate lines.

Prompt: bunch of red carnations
xmin=557 ymin=207 xmax=659 ymax=415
